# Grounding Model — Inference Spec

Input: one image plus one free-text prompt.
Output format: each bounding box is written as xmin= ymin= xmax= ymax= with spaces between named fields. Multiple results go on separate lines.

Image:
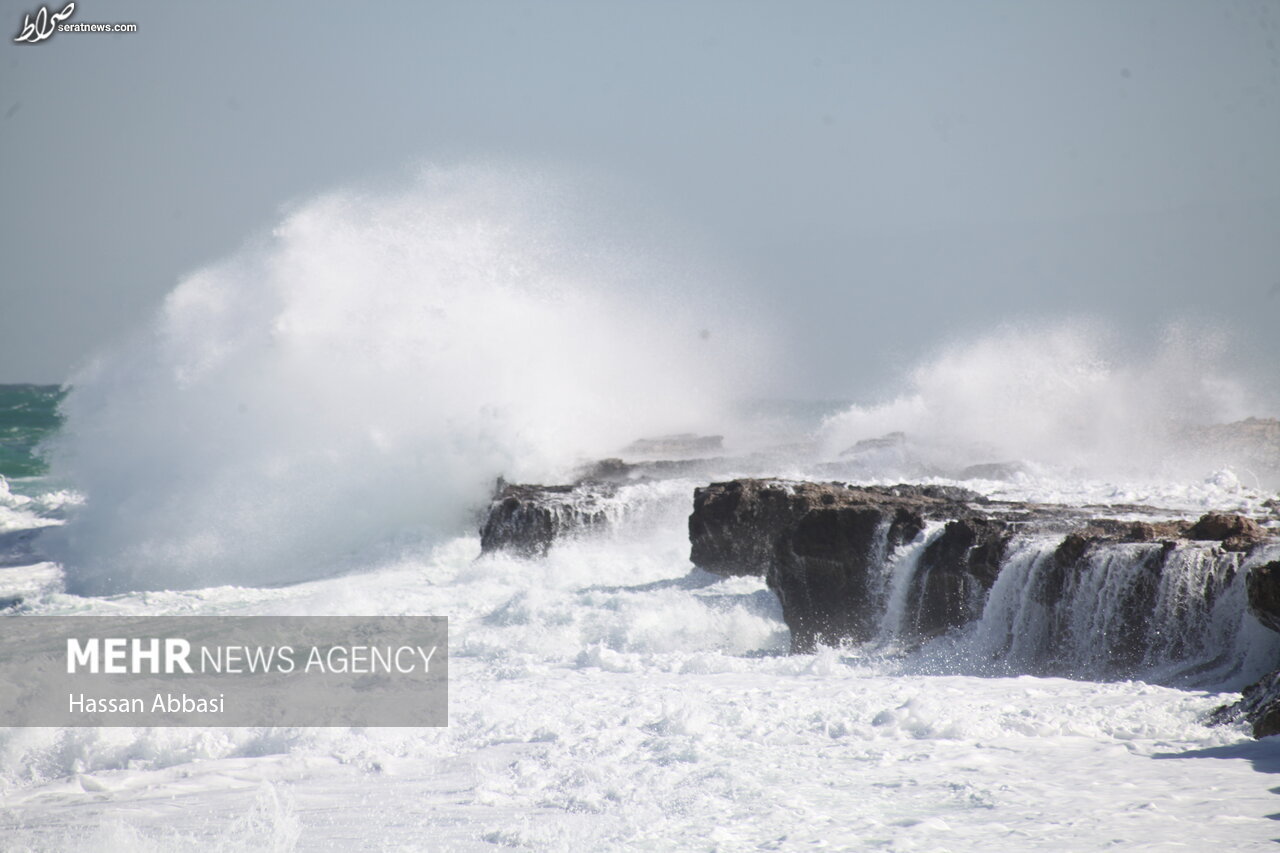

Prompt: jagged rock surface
xmin=689 ymin=480 xmax=1004 ymax=650
xmin=479 ymin=482 xmax=617 ymax=557
xmin=1207 ymin=560 xmax=1280 ymax=738
xmin=687 ymin=479 xmax=1275 ymax=654
xmin=906 ymin=517 xmax=1011 ymax=639
xmin=478 ymin=452 xmax=748 ymax=556
xmin=1246 ymin=560 xmax=1280 ymax=634
xmin=1208 ymin=667 xmax=1280 ymax=738
xmin=1187 ymin=513 xmax=1268 ymax=552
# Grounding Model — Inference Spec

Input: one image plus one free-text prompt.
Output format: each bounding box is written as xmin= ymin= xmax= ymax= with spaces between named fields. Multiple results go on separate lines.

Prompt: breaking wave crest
xmin=46 ymin=166 xmax=769 ymax=593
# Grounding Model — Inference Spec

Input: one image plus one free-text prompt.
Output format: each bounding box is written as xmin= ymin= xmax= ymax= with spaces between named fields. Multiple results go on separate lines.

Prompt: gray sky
xmin=3 ymin=0 xmax=1278 ymax=401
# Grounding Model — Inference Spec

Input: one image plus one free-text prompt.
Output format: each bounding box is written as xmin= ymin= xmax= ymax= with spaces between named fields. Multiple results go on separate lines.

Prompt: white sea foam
xmin=3 ymin=438 xmax=1280 ymax=848
xmin=2 ymin=519 xmax=1276 ymax=850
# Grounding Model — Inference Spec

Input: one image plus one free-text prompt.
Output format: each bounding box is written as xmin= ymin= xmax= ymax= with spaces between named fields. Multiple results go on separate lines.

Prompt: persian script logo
xmin=13 ymin=3 xmax=135 ymax=43
xmin=14 ymin=2 xmax=75 ymax=44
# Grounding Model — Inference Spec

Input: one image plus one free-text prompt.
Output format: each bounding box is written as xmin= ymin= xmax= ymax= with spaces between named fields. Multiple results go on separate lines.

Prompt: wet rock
xmin=689 ymin=479 xmax=985 ymax=650
xmin=772 ymin=501 xmax=930 ymax=650
xmin=688 ymin=478 xmax=1275 ymax=655
xmin=1187 ymin=513 xmax=1267 ymax=552
xmin=1211 ymin=557 xmax=1280 ymax=738
xmin=479 ymin=449 xmax=787 ymax=560
xmin=1209 ymin=669 xmax=1280 ymax=738
xmin=688 ymin=480 xmax=821 ymax=578
xmin=1114 ymin=520 xmax=1187 ymax=542
xmin=688 ymin=480 xmax=971 ymax=580
xmin=908 ymin=517 xmax=1011 ymax=638
xmin=479 ymin=482 xmax=617 ymax=557
xmin=1246 ymin=560 xmax=1280 ymax=634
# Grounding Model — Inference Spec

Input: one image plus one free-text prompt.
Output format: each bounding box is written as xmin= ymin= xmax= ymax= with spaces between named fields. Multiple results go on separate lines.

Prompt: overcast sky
xmin=3 ymin=0 xmax=1278 ymax=401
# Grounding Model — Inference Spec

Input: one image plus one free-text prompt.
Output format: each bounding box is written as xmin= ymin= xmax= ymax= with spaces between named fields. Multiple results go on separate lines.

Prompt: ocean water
xmin=3 ymin=170 xmax=1280 ymax=851
xmin=0 ymin=385 xmax=64 ymax=479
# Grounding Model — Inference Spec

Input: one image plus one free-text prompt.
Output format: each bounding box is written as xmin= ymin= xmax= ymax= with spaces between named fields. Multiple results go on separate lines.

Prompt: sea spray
xmin=46 ymin=166 xmax=771 ymax=593
xmin=820 ymin=321 xmax=1266 ymax=481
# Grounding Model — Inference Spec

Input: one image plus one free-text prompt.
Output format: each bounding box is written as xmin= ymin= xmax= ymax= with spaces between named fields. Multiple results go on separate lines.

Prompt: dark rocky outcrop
xmin=906 ymin=517 xmax=1012 ymax=638
xmin=689 ymin=480 xmax=825 ymax=578
xmin=1208 ymin=669 xmax=1280 ymax=738
xmin=689 ymin=480 xmax=1006 ymax=650
xmin=479 ymin=448 xmax=774 ymax=557
xmin=1187 ymin=513 xmax=1268 ymax=552
xmin=688 ymin=478 xmax=1276 ymax=654
xmin=479 ymin=481 xmax=617 ymax=557
xmin=477 ymin=444 xmax=798 ymax=558
xmin=771 ymin=499 xmax=930 ymax=649
xmin=1246 ymin=560 xmax=1280 ymax=634
xmin=1207 ymin=560 xmax=1280 ymax=738
xmin=688 ymin=480 xmax=983 ymax=576
xmin=485 ymin=467 xmax=1280 ymax=729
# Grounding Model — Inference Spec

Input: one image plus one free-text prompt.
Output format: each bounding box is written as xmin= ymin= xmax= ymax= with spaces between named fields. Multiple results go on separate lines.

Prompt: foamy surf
xmin=3 ymin=168 xmax=1279 ymax=851
xmin=2 ymin=515 xmax=1277 ymax=851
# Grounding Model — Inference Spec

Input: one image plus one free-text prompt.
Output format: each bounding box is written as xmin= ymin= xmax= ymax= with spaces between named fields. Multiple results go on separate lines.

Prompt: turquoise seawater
xmin=0 ymin=384 xmax=64 ymax=478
